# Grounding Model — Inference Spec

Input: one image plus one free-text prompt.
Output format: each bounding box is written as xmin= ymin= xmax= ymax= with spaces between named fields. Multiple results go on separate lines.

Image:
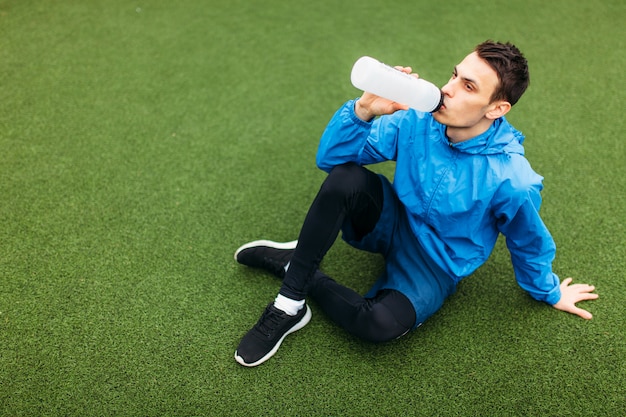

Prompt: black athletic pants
xmin=279 ymin=163 xmax=416 ymax=342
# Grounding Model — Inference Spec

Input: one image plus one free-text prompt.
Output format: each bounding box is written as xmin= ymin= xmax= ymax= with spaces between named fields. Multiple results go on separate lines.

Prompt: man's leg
xmin=308 ymin=271 xmax=416 ymax=342
xmin=235 ymin=163 xmax=384 ymax=366
xmin=279 ymin=162 xmax=384 ymax=302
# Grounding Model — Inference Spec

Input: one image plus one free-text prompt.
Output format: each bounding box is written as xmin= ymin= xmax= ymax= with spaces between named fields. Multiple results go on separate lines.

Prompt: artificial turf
xmin=1 ymin=0 xmax=624 ymax=415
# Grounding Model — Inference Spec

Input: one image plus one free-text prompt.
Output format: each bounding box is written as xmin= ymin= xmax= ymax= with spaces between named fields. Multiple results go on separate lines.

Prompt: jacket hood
xmin=445 ymin=117 xmax=526 ymax=156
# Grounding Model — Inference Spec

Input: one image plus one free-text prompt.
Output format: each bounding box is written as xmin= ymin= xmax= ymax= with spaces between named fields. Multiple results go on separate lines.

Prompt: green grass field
xmin=1 ymin=0 xmax=625 ymax=415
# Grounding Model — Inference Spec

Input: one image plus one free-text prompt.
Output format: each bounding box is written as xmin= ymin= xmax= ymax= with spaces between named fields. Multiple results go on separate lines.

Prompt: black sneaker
xmin=235 ymin=303 xmax=311 ymax=367
xmin=234 ymin=240 xmax=297 ymax=279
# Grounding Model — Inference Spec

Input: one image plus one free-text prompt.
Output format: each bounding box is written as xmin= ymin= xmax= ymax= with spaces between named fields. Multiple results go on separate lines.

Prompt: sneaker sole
xmin=233 ymin=239 xmax=298 ymax=262
xmin=234 ymin=305 xmax=312 ymax=367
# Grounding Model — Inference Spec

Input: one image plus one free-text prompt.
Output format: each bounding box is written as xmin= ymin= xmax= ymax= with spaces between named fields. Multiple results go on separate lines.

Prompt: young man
xmin=233 ymin=41 xmax=599 ymax=367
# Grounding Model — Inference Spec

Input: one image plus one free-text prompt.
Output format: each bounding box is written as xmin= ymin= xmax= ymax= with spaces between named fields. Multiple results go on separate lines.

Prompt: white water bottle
xmin=350 ymin=56 xmax=444 ymax=113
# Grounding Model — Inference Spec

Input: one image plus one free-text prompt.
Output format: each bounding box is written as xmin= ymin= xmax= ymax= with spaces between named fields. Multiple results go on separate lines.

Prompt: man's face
xmin=433 ymin=52 xmax=503 ymax=142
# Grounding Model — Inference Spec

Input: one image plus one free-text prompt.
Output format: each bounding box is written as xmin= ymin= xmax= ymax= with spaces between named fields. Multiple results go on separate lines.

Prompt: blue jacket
xmin=317 ymin=99 xmax=561 ymax=305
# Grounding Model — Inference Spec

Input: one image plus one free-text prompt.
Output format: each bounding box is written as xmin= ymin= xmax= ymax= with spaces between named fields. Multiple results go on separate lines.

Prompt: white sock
xmin=274 ymin=293 xmax=304 ymax=316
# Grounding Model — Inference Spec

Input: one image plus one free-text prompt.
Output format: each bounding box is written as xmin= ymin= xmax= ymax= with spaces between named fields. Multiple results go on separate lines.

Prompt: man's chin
xmin=431 ymin=110 xmax=447 ymax=124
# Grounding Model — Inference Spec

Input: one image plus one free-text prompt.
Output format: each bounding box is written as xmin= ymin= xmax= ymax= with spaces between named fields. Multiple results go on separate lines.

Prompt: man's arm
xmin=316 ymin=66 xmax=416 ymax=173
xmin=495 ymin=170 xmax=598 ymax=319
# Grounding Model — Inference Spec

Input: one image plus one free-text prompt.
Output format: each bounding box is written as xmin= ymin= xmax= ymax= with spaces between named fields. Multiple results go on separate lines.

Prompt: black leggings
xmin=279 ymin=163 xmax=416 ymax=342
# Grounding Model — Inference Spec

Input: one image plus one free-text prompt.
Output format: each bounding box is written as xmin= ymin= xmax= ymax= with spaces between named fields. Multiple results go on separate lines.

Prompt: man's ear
xmin=486 ymin=100 xmax=511 ymax=120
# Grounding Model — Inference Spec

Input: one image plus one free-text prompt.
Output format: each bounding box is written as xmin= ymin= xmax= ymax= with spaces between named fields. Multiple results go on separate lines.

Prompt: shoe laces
xmin=256 ymin=307 xmax=285 ymax=338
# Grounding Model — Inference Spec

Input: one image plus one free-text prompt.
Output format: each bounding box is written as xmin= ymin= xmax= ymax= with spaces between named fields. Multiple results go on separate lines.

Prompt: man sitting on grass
xmin=233 ymin=40 xmax=599 ymax=367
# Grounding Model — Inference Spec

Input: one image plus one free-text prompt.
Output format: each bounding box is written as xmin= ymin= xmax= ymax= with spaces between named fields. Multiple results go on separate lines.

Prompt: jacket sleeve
xmin=316 ymin=99 xmax=401 ymax=172
xmin=494 ymin=174 xmax=562 ymax=305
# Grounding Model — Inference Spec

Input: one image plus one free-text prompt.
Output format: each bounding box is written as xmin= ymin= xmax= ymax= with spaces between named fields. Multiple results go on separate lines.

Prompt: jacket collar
xmin=443 ymin=117 xmax=526 ymax=156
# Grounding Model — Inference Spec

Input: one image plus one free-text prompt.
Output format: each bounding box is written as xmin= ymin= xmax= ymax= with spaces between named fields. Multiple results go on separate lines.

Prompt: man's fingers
xmin=568 ymin=283 xmax=595 ymax=291
xmin=580 ymin=292 xmax=599 ymax=301
xmin=572 ymin=307 xmax=593 ymax=320
xmin=555 ymin=277 xmax=598 ymax=320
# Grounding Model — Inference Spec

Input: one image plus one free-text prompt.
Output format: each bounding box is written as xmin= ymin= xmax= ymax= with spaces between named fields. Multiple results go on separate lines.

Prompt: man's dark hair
xmin=475 ymin=40 xmax=530 ymax=106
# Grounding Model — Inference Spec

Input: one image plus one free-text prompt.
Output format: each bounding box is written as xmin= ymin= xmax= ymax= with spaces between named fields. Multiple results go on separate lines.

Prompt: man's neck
xmin=446 ymin=119 xmax=495 ymax=143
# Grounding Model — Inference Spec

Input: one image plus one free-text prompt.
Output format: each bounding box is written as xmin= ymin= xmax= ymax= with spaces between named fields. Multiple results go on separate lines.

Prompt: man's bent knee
xmin=322 ymin=163 xmax=375 ymax=199
xmin=349 ymin=301 xmax=413 ymax=343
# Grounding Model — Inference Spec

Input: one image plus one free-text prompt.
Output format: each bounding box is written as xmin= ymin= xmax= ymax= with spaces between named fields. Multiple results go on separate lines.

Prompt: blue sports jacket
xmin=316 ymin=99 xmax=561 ymax=305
